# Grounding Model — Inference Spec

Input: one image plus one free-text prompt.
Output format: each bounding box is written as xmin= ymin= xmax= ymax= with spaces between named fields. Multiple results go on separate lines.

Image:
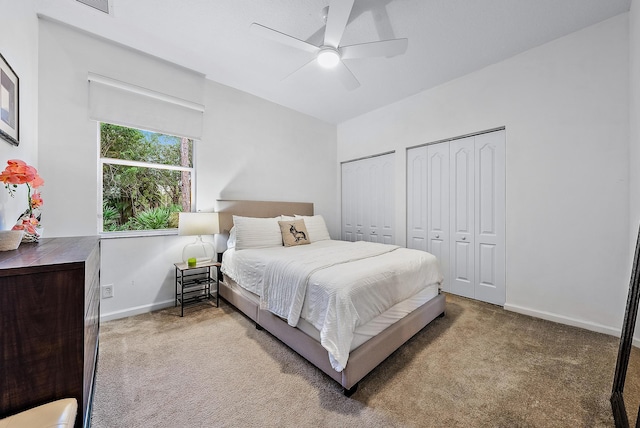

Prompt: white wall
xmin=338 ymin=15 xmax=630 ymax=336
xmin=196 ymin=80 xmax=338 ymax=232
xmin=0 ymin=0 xmax=39 ymax=230
xmin=37 ymin=18 xmax=337 ymax=320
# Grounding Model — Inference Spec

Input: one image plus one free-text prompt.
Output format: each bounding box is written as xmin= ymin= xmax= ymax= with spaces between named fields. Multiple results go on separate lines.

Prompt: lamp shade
xmin=178 ymin=212 xmax=219 ymax=264
xmin=178 ymin=212 xmax=219 ymax=236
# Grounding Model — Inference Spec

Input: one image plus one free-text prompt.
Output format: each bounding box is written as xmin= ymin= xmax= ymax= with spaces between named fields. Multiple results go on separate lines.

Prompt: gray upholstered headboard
xmin=214 ymin=200 xmax=314 ymax=233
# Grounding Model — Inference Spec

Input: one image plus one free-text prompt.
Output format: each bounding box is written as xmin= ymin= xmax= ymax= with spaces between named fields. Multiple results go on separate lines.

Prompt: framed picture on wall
xmin=0 ymin=53 xmax=19 ymax=146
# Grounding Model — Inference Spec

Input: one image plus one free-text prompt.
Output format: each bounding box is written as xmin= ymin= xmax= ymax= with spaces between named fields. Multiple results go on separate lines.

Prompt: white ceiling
xmin=35 ymin=0 xmax=631 ymax=124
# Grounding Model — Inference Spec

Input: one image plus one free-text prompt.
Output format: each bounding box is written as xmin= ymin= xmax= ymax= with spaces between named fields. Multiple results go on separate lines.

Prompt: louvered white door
xmin=449 ymin=137 xmax=475 ymax=299
xmin=367 ymin=158 xmax=382 ymax=242
xmin=341 ymin=153 xmax=395 ymax=244
xmin=377 ymin=154 xmax=395 ymax=244
xmin=341 ymin=161 xmax=356 ymax=242
xmin=354 ymin=161 xmax=367 ymax=241
xmin=474 ymin=130 xmax=506 ymax=305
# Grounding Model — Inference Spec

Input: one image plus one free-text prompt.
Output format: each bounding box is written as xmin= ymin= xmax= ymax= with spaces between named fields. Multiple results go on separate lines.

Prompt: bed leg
xmin=343 ymin=383 xmax=358 ymax=397
xmin=438 ymin=311 xmax=445 ymax=318
xmin=255 ymin=323 xmax=263 ymax=331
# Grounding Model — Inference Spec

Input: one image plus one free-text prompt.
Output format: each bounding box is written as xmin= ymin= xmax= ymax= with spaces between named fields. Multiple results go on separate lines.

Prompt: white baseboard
xmin=100 ymin=299 xmax=175 ymax=322
xmin=101 ymin=299 xmax=640 ymax=348
xmin=504 ymin=303 xmax=640 ymax=348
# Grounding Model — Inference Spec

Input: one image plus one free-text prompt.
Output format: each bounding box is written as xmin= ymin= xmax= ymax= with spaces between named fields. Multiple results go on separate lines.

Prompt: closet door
xmin=374 ymin=154 xmax=395 ymax=244
xmin=427 ymin=143 xmax=450 ymax=291
xmin=354 ymin=160 xmax=367 ymax=241
xmin=406 ymin=130 xmax=505 ymax=305
xmin=474 ymin=130 xmax=506 ymax=305
xmin=341 ymin=162 xmax=356 ymax=242
xmin=341 ymin=153 xmax=395 ymax=244
xmin=367 ymin=157 xmax=382 ymax=242
xmin=407 ymin=146 xmax=428 ymax=251
xmin=407 ymin=143 xmax=450 ymax=290
xmin=449 ymin=137 xmax=475 ymax=299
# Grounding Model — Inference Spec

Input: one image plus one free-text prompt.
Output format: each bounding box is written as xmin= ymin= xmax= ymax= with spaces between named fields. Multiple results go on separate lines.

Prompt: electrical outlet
xmin=101 ymin=284 xmax=114 ymax=299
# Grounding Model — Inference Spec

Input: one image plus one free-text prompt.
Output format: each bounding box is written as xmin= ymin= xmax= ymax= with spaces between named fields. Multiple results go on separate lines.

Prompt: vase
xmin=21 ymin=227 xmax=42 ymax=243
xmin=14 ymin=212 xmax=43 ymax=243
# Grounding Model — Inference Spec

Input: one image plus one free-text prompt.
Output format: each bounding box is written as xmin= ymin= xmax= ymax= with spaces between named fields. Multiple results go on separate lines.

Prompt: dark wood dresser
xmin=0 ymin=236 xmax=100 ymax=428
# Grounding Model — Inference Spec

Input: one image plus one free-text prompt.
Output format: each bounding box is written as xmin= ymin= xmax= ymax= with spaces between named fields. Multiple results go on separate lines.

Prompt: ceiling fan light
xmin=317 ymin=48 xmax=340 ymax=68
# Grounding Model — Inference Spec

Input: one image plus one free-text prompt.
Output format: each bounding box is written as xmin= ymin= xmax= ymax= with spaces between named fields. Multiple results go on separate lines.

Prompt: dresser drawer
xmin=0 ymin=236 xmax=100 ymax=428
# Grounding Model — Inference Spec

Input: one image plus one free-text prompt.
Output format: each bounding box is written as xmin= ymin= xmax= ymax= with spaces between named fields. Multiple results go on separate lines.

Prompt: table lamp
xmin=178 ymin=212 xmax=219 ymax=264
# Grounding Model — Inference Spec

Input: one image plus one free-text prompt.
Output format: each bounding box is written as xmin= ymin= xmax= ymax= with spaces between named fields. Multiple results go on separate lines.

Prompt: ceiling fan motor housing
xmin=317 ymin=47 xmax=341 ymax=68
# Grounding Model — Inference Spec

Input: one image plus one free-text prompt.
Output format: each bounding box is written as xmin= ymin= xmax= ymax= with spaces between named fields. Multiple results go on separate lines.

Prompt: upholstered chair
xmin=0 ymin=398 xmax=77 ymax=428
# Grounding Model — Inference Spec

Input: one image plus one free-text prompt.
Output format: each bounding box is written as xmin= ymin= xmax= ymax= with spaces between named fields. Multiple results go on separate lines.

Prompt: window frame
xmin=97 ymin=123 xmax=197 ymax=237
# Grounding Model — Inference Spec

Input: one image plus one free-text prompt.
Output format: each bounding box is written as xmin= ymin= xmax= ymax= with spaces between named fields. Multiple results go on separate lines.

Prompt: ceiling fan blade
xmin=281 ymin=57 xmax=318 ymax=81
xmin=282 ymin=58 xmax=358 ymax=91
xmin=371 ymin=3 xmax=396 ymax=41
xmin=340 ymin=38 xmax=408 ymax=59
xmin=250 ymin=23 xmax=320 ymax=55
xmin=305 ymin=24 xmax=326 ymax=47
xmin=324 ymin=0 xmax=355 ymax=48
xmin=333 ymin=60 xmax=360 ymax=90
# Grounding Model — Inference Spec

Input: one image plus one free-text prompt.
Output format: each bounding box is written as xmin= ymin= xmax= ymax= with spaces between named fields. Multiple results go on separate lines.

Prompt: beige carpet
xmin=91 ymin=294 xmax=640 ymax=427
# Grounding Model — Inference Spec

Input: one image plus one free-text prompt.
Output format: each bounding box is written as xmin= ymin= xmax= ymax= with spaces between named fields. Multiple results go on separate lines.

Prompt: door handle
xmin=435 ymin=234 xmax=440 ymax=238
xmin=462 ymin=237 xmax=466 ymax=241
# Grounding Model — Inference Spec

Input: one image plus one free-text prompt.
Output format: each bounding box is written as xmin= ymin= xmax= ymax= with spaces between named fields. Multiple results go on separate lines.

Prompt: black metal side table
xmin=174 ymin=260 xmax=220 ymax=316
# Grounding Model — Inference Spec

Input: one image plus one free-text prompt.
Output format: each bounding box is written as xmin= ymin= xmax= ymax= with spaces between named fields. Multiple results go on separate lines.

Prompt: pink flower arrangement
xmin=14 ymin=215 xmax=40 ymax=235
xmin=31 ymin=191 xmax=43 ymax=209
xmin=0 ymin=159 xmax=45 ymax=237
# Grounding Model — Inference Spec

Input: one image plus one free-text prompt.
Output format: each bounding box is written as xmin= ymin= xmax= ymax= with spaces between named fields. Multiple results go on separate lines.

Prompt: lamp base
xmin=182 ymin=236 xmax=215 ymax=264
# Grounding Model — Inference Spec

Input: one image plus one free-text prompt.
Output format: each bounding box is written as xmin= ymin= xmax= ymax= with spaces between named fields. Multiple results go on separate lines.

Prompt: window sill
xmin=99 ymin=229 xmax=179 ymax=239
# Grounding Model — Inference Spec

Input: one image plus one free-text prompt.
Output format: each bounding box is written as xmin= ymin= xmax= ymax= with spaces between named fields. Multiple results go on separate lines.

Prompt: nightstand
xmin=174 ymin=260 xmax=220 ymax=316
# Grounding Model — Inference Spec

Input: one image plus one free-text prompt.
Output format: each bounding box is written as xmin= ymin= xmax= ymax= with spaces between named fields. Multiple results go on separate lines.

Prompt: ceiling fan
xmin=250 ymin=0 xmax=408 ymax=90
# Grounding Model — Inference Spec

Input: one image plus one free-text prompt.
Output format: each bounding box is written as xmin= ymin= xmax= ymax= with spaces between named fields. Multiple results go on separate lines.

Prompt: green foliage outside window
xmin=100 ymin=123 xmax=193 ymax=232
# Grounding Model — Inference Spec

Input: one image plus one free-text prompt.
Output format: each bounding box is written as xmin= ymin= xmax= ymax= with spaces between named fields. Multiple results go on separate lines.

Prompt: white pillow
xmin=226 ymin=227 xmax=236 ymax=249
xmin=294 ymin=214 xmax=331 ymax=241
xmin=233 ymin=215 xmax=283 ymax=250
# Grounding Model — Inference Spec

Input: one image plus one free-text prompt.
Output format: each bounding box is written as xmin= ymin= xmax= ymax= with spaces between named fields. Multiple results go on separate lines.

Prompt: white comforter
xmin=226 ymin=240 xmax=442 ymax=372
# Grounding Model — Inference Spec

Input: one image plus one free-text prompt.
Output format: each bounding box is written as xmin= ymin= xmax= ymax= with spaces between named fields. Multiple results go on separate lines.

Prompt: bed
xmin=215 ymin=200 xmax=446 ymax=395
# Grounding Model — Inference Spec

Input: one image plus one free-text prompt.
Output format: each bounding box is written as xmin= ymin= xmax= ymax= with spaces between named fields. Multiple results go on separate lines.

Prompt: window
xmin=99 ymin=123 xmax=194 ymax=233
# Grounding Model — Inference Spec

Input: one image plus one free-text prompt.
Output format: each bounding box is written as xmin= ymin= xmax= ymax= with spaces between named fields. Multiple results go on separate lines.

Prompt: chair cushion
xmin=0 ymin=398 xmax=77 ymax=428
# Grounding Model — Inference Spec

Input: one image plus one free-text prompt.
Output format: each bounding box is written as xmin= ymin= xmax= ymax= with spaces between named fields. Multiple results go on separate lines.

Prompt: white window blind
xmin=88 ymin=73 xmax=204 ymax=140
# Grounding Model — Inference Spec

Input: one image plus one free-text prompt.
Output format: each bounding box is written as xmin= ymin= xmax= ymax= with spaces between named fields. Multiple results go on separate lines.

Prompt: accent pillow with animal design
xmin=278 ymin=219 xmax=311 ymax=247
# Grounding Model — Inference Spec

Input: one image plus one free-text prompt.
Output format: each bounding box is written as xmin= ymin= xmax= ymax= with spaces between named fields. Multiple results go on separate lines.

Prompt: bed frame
xmin=215 ymin=199 xmax=446 ymax=396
